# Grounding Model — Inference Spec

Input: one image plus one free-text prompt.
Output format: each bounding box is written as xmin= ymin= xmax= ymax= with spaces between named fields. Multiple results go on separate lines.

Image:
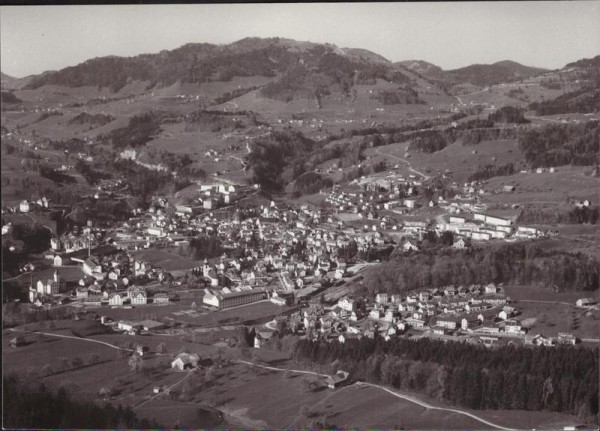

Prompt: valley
xmin=2 ymin=34 xmax=599 ymax=430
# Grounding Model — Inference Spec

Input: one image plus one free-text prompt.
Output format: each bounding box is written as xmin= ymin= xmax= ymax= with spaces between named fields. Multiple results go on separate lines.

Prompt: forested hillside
xmin=357 ymin=242 xmax=599 ymax=296
xmin=292 ymin=337 xmax=599 ymax=422
xmin=3 ymin=375 xmax=159 ymax=429
xmin=518 ymin=121 xmax=599 ymax=167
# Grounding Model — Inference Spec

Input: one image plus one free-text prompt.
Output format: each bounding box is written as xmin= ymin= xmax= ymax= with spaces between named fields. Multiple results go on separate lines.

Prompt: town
xmin=2 ymin=5 xmax=599 ymax=429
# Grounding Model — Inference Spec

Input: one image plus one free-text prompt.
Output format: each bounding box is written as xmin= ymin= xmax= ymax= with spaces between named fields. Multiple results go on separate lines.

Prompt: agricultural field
xmin=483 ymin=166 xmax=599 ymax=204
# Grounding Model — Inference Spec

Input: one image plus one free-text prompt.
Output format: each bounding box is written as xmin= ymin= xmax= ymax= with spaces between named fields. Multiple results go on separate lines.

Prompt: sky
xmin=1 ymin=2 xmax=599 ymax=78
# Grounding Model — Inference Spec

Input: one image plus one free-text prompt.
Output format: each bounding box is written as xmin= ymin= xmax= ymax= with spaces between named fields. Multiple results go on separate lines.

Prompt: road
xmin=374 ymin=147 xmax=430 ymax=181
xmin=236 ymin=359 xmax=516 ymax=431
xmin=9 ymin=327 xmax=133 ymax=351
xmin=454 ymin=87 xmax=490 ymax=106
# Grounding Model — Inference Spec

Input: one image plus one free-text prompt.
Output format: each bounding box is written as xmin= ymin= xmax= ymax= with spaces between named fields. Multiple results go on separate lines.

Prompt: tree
xmin=71 ymin=357 xmax=84 ymax=369
xmin=88 ymin=353 xmax=100 ymax=365
xmin=157 ymin=343 xmax=167 ymax=354
xmin=128 ymin=354 xmax=143 ymax=373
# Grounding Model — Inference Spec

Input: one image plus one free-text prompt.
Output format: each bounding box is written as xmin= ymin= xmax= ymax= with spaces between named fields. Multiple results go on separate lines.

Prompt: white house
xmin=338 ymin=297 xmax=356 ymax=312
xmin=171 ymin=353 xmax=199 ymax=371
xmin=53 ymin=255 xmax=63 ymax=267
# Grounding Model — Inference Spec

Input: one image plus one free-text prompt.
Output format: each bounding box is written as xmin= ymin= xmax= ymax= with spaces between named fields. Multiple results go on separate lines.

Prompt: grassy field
xmin=3 ymin=323 xmax=587 ymax=430
xmin=484 ymin=166 xmax=599 ymax=204
xmin=504 ymin=286 xmax=596 ymax=303
xmin=129 ymin=248 xmax=198 ymax=272
xmin=514 ymin=301 xmax=600 ymax=339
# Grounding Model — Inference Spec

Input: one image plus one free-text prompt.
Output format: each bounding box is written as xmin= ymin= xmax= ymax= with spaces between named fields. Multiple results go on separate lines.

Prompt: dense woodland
xmin=518 ymin=121 xmax=599 ymax=167
xmin=102 ymin=112 xmax=163 ymax=149
xmin=487 ymin=105 xmax=530 ymax=124
xmin=184 ymin=110 xmax=254 ymax=133
xmin=357 ymin=242 xmax=599 ymax=296
xmin=373 ymin=87 xmax=423 ymax=105
xmin=67 ymin=112 xmax=115 ymax=128
xmin=292 ymin=172 xmax=334 ymax=197
xmin=529 ymin=89 xmax=600 ymax=116
xmin=291 ymin=337 xmax=599 ymax=422
xmin=518 ymin=205 xmax=599 ymax=225
xmin=189 ymin=234 xmax=223 ymax=260
xmin=467 ymin=163 xmax=515 ymax=182
xmin=3 ymin=375 xmax=159 ymax=429
xmin=24 ymin=39 xmax=416 ymax=102
xmin=460 ymin=127 xmax=517 ymax=145
xmin=248 ymin=129 xmax=319 ymax=191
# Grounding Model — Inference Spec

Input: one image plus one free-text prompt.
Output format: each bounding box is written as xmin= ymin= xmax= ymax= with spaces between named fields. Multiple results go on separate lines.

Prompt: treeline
xmin=190 ymin=235 xmax=223 ymax=260
xmin=102 ymin=112 xmax=163 ymax=149
xmin=33 ymin=110 xmax=63 ymax=124
xmin=292 ymin=337 xmax=599 ymax=421
xmin=3 ymin=375 xmax=159 ymax=429
xmin=408 ymin=130 xmax=448 ymax=153
xmin=111 ymin=158 xmax=175 ymax=201
xmin=212 ymin=86 xmax=261 ymax=105
xmin=38 ymin=165 xmax=76 ymax=185
xmin=529 ymin=88 xmax=600 ymax=116
xmin=67 ymin=112 xmax=115 ymax=128
xmin=359 ymin=242 xmax=599 ymax=296
xmin=373 ymin=87 xmax=424 ymax=105
xmin=1 ymin=91 xmax=22 ymax=104
xmin=467 ymin=163 xmax=515 ymax=182
xmin=74 ymin=159 xmax=109 ymax=185
xmin=518 ymin=121 xmax=599 ymax=168
xmin=292 ymin=172 xmax=333 ymax=197
xmin=461 ymin=127 xmax=517 ymax=145
xmin=248 ymin=129 xmax=319 ymax=191
xmin=487 ymin=105 xmax=530 ymax=124
xmin=518 ymin=205 xmax=599 ymax=225
xmin=10 ymin=223 xmax=51 ymax=253
xmin=146 ymin=150 xmax=193 ymax=172
xmin=184 ymin=110 xmax=251 ymax=133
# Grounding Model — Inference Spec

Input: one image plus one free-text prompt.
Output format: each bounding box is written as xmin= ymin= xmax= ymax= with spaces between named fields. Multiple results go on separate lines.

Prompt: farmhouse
xmin=117 ymin=321 xmax=143 ymax=333
xmin=9 ymin=336 xmax=26 ymax=348
xmin=325 ymin=370 xmax=350 ymax=389
xmin=576 ymin=298 xmax=597 ymax=308
xmin=171 ymin=352 xmax=200 ymax=371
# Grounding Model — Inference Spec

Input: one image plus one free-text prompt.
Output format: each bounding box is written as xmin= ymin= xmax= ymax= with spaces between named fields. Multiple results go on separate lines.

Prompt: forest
xmin=357 ymin=242 xmax=599 ymax=296
xmin=103 ymin=112 xmax=163 ymax=149
xmin=67 ymin=112 xmax=115 ymax=128
xmin=184 ymin=110 xmax=252 ymax=133
xmin=189 ymin=234 xmax=223 ymax=260
xmin=3 ymin=375 xmax=159 ymax=429
xmin=467 ymin=163 xmax=515 ymax=182
xmin=529 ymin=89 xmax=600 ymax=116
xmin=292 ymin=172 xmax=334 ymax=197
xmin=518 ymin=121 xmax=599 ymax=167
xmin=291 ymin=337 xmax=599 ymax=422
xmin=373 ymin=87 xmax=424 ymax=105
xmin=408 ymin=130 xmax=448 ymax=153
xmin=248 ymin=129 xmax=320 ymax=191
xmin=487 ymin=105 xmax=530 ymax=123
xmin=518 ymin=205 xmax=599 ymax=225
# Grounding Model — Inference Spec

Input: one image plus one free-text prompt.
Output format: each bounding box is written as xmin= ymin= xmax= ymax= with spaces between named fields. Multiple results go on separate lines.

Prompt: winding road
xmin=9 ymin=327 xmax=134 ymax=352
xmin=236 ymin=359 xmax=517 ymax=431
xmin=374 ymin=147 xmax=430 ymax=181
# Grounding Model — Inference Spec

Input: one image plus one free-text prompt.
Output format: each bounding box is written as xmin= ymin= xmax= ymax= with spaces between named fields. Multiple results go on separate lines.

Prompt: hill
xmin=565 ymin=55 xmax=600 ymax=69
xmin=1 ymin=72 xmax=31 ymax=90
xmin=397 ymin=59 xmax=548 ymax=89
xmin=396 ymin=60 xmax=445 ymax=79
xmin=445 ymin=61 xmax=548 ymax=87
xmin=22 ymin=38 xmax=416 ymax=104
